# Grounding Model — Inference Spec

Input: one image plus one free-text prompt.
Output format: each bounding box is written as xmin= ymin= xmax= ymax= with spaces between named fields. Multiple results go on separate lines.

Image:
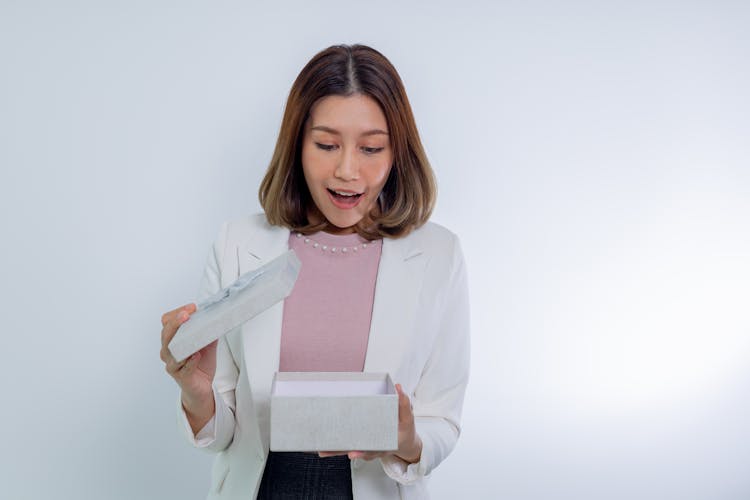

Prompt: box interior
xmin=274 ymin=379 xmax=393 ymax=397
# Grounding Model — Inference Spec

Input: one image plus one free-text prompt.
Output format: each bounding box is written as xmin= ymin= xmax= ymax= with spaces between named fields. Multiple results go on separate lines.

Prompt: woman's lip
xmin=326 ymin=189 xmax=363 ymax=209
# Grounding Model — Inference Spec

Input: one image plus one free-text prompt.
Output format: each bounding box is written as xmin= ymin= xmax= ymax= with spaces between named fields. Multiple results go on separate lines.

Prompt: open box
xmin=270 ymin=372 xmax=398 ymax=452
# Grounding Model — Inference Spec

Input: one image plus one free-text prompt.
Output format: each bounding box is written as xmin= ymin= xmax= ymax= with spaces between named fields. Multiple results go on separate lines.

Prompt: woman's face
xmin=301 ymin=94 xmax=393 ymax=234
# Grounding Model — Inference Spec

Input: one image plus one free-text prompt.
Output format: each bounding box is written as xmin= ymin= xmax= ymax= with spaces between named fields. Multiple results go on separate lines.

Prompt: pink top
xmin=279 ymin=231 xmax=383 ymax=372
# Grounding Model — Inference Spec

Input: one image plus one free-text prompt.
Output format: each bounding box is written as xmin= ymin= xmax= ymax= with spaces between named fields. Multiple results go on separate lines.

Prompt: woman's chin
xmin=308 ymin=205 xmax=374 ymax=234
xmin=317 ymin=209 xmax=366 ymax=234
xmin=322 ymin=220 xmax=358 ymax=234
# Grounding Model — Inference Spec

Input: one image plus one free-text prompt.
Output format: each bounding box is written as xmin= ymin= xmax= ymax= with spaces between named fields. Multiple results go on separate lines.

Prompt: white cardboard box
xmin=270 ymin=372 xmax=398 ymax=452
xmin=168 ymin=250 xmax=301 ymax=363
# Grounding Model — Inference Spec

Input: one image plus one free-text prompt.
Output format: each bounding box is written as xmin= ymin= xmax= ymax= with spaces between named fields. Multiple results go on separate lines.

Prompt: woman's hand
xmin=318 ymin=383 xmax=423 ymax=464
xmin=160 ymin=303 xmax=217 ymax=433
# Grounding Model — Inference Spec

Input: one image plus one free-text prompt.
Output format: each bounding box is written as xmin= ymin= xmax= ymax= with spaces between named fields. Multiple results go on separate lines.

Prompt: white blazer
xmin=177 ymin=214 xmax=470 ymax=499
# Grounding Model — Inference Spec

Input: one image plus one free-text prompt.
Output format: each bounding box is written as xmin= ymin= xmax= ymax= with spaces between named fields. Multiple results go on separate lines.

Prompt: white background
xmin=1 ymin=1 xmax=749 ymax=499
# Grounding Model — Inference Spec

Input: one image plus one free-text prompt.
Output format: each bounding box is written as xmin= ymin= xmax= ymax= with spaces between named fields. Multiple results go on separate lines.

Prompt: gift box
xmin=270 ymin=371 xmax=399 ymax=452
xmin=168 ymin=250 xmax=301 ymax=362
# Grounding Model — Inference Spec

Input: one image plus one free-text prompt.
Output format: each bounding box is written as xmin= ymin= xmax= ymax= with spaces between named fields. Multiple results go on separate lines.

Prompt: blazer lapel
xmin=364 ymin=233 xmax=427 ymax=378
xmin=236 ymin=224 xmax=289 ymax=453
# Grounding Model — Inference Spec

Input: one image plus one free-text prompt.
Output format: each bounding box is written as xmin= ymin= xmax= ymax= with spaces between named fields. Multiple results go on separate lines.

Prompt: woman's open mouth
xmin=327 ymin=188 xmax=363 ymax=209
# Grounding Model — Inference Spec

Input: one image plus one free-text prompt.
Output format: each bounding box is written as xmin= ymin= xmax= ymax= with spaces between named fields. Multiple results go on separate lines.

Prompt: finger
xmin=161 ymin=307 xmax=194 ymax=345
xmin=160 ymin=344 xmax=175 ymax=363
xmin=160 ymin=314 xmax=182 ymax=345
xmin=161 ymin=310 xmax=177 ymax=328
xmin=179 ymin=352 xmax=201 ymax=375
xmin=161 ymin=303 xmax=195 ymax=326
xmin=347 ymin=451 xmax=382 ymax=461
xmin=164 ymin=356 xmax=188 ymax=376
xmin=318 ymin=451 xmax=348 ymax=458
xmin=162 ymin=343 xmax=195 ymax=373
xmin=395 ymin=384 xmax=413 ymax=423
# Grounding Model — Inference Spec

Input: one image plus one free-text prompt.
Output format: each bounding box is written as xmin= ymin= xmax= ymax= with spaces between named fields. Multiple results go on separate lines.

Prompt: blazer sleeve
xmin=176 ymin=222 xmax=240 ymax=452
xmin=381 ymin=232 xmax=471 ymax=483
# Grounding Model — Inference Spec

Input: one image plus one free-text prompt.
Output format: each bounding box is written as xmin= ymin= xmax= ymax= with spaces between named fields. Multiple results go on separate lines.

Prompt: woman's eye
xmin=362 ymin=147 xmax=385 ymax=155
xmin=315 ymin=143 xmax=337 ymax=151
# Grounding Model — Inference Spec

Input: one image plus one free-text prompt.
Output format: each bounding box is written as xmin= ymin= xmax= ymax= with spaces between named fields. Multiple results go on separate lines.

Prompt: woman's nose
xmin=334 ymin=149 xmax=360 ymax=181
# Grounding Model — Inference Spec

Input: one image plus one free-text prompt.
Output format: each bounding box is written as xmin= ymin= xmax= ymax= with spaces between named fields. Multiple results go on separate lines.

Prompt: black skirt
xmin=257 ymin=451 xmax=354 ymax=500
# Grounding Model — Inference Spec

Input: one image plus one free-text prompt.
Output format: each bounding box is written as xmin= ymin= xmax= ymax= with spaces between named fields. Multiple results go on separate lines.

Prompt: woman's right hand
xmin=160 ymin=303 xmax=217 ymax=433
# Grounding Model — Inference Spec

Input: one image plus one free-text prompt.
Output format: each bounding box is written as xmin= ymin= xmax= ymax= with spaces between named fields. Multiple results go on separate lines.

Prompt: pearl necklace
xmin=295 ymin=232 xmax=371 ymax=254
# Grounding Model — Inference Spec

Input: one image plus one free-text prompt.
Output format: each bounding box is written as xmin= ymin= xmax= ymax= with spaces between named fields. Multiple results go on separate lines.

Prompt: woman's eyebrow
xmin=361 ymin=129 xmax=389 ymax=137
xmin=311 ymin=125 xmax=389 ymax=136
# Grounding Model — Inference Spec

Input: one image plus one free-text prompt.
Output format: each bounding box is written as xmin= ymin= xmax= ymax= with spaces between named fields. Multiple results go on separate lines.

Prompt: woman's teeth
xmin=330 ymin=189 xmax=362 ymax=197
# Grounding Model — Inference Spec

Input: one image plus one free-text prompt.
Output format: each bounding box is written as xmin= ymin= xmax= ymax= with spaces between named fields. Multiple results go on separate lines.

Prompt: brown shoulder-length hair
xmin=258 ymin=44 xmax=436 ymax=240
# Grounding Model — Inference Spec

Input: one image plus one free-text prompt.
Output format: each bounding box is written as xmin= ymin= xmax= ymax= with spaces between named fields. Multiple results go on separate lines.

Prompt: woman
xmin=160 ymin=44 xmax=470 ymax=499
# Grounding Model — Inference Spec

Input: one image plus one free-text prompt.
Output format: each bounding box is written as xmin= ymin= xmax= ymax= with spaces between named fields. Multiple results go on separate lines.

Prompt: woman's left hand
xmin=318 ymin=383 xmax=422 ymax=464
